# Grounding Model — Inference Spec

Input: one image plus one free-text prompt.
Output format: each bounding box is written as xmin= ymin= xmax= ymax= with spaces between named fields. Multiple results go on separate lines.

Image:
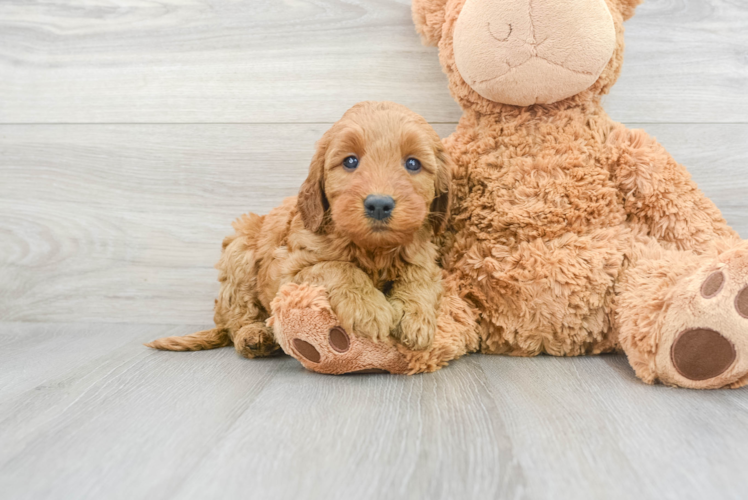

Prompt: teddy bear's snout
xmin=453 ymin=0 xmax=617 ymax=106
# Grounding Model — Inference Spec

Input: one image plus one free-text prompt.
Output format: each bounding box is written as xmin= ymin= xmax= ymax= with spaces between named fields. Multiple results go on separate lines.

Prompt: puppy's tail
xmin=145 ymin=328 xmax=230 ymax=351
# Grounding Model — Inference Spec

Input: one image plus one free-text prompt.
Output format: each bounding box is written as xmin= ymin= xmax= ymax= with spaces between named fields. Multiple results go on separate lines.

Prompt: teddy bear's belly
xmin=461 ymin=151 xmax=624 ymax=242
xmin=446 ymin=150 xmax=629 ymax=356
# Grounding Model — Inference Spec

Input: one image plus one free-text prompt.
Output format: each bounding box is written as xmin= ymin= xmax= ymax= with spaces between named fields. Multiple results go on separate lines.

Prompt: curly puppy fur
xmin=147 ymin=101 xmax=453 ymax=357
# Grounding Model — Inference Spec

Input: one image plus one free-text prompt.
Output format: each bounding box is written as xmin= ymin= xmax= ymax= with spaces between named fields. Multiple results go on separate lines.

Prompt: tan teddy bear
xmin=269 ymin=0 xmax=748 ymax=389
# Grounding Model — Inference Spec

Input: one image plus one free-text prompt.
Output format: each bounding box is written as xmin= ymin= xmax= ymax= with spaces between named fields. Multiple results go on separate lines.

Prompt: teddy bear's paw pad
xmin=328 ymin=327 xmax=350 ymax=353
xmin=736 ymin=286 xmax=748 ymax=317
xmin=292 ymin=338 xmax=322 ymax=363
xmin=701 ymin=271 xmax=725 ymax=298
xmin=671 ymin=328 xmax=736 ymax=381
xmin=657 ymin=246 xmax=748 ymax=389
xmin=290 ymin=327 xmax=349 ymax=363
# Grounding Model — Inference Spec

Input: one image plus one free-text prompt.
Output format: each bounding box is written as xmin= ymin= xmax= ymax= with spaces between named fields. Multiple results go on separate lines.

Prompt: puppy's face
xmin=298 ymin=102 xmax=452 ymax=249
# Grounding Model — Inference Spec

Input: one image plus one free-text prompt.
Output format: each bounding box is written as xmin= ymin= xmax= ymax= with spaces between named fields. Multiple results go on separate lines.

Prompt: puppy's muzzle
xmin=364 ymin=195 xmax=395 ymax=222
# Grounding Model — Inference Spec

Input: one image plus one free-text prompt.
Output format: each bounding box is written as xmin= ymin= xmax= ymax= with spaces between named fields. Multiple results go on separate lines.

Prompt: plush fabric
xmin=275 ymin=0 xmax=748 ymax=389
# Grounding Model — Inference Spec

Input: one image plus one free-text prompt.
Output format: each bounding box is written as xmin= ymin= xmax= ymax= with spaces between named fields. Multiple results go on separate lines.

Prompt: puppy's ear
xmin=430 ymin=145 xmax=453 ymax=235
xmin=412 ymin=0 xmax=449 ymax=47
xmin=297 ymin=134 xmax=330 ymax=233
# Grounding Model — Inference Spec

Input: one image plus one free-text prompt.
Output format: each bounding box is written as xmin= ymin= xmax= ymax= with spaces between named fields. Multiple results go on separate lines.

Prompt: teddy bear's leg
xmin=617 ymin=235 xmax=748 ymax=389
xmin=268 ymin=279 xmax=479 ymax=375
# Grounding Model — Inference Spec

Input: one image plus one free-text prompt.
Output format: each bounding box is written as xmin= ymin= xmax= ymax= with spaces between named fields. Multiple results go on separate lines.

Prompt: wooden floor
xmin=1 ymin=0 xmax=748 ymax=498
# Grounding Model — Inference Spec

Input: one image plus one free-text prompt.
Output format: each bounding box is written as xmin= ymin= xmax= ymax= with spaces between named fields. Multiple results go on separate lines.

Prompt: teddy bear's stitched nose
xmin=364 ymin=195 xmax=395 ymax=221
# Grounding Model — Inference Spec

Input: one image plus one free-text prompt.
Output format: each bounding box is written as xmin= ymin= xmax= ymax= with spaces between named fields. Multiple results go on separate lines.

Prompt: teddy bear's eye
xmin=343 ymin=156 xmax=359 ymax=171
xmin=405 ymin=158 xmax=422 ymax=173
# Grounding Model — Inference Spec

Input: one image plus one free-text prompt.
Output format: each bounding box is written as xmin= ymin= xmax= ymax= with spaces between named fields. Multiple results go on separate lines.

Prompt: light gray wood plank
xmin=478 ymin=354 xmax=748 ymax=500
xmin=0 ymin=322 xmax=196 ymax=400
xmin=1 ymin=1 xmax=746 ymax=499
xmin=0 ymin=322 xmax=522 ymax=500
xmin=175 ymin=357 xmax=524 ymax=500
xmin=0 ymin=0 xmax=745 ymax=124
xmin=605 ymin=0 xmax=748 ymax=124
xmin=1 ymin=123 xmax=746 ymax=325
xmin=0 ymin=0 xmax=460 ymax=124
xmin=0 ymin=322 xmax=290 ymax=500
xmin=1 ymin=322 xmax=747 ymax=500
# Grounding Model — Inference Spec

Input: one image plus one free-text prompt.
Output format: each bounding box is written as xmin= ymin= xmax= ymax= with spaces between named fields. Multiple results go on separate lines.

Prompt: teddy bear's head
xmin=413 ymin=0 xmax=642 ymax=112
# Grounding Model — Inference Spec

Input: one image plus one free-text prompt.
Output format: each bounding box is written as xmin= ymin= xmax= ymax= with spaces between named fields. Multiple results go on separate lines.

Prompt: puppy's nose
xmin=364 ymin=195 xmax=395 ymax=221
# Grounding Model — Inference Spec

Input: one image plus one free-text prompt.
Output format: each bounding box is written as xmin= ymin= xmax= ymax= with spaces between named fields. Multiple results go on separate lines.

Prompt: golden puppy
xmin=147 ymin=101 xmax=452 ymax=357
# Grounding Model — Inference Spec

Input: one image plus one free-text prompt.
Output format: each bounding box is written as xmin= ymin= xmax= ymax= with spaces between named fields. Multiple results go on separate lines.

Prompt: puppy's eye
xmin=342 ymin=156 xmax=359 ymax=171
xmin=405 ymin=158 xmax=422 ymax=173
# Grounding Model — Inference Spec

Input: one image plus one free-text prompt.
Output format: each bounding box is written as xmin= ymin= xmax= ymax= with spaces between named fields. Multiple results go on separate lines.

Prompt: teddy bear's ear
xmin=412 ymin=0 xmax=450 ymax=47
xmin=618 ymin=0 xmax=643 ymax=21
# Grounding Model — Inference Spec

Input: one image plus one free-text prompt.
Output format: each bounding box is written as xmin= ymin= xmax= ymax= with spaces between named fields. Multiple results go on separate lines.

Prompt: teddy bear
xmin=269 ymin=0 xmax=748 ymax=389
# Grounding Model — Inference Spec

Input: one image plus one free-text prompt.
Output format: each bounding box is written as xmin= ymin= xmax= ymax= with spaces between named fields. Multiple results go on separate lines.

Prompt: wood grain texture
xmin=2 ymin=123 xmax=746 ymax=325
xmin=0 ymin=0 xmax=746 ymax=124
xmin=2 ymin=0 xmax=748 ymax=498
xmin=1 ymin=322 xmax=747 ymax=500
xmin=478 ymin=354 xmax=748 ymax=500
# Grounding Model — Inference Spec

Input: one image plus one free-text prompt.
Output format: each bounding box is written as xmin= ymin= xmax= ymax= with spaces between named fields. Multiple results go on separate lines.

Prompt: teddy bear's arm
xmin=607 ymin=126 xmax=738 ymax=253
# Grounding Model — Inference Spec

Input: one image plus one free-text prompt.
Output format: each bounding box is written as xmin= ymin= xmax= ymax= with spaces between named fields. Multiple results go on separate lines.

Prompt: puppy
xmin=147 ymin=101 xmax=452 ymax=357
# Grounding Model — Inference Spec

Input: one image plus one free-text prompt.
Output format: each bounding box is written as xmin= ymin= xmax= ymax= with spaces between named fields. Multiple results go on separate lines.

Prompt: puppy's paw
xmin=394 ymin=308 xmax=437 ymax=351
xmin=234 ymin=323 xmax=282 ymax=359
xmin=327 ymin=291 xmax=397 ymax=343
xmin=348 ymin=302 xmax=398 ymax=343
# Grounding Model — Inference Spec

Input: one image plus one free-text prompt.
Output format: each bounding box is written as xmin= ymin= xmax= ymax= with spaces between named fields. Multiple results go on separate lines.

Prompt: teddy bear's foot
xmin=267 ymin=283 xmax=409 ymax=375
xmin=655 ymin=244 xmax=748 ymax=389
